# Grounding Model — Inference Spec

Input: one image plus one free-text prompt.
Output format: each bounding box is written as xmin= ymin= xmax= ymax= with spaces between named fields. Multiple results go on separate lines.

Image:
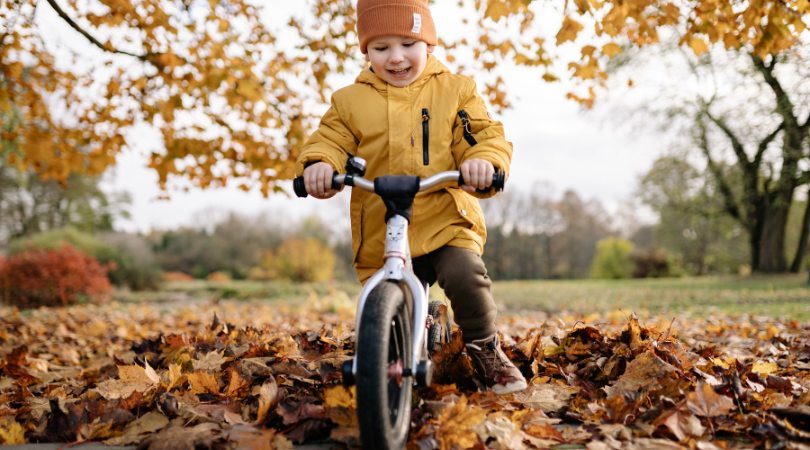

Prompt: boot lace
xmin=476 ymin=341 xmax=507 ymax=371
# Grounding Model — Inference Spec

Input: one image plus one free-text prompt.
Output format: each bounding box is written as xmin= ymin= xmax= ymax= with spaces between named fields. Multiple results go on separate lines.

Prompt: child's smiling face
xmin=364 ymin=36 xmax=435 ymax=87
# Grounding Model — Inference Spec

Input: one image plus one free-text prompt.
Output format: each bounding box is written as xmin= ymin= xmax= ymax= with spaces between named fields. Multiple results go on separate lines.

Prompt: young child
xmin=295 ymin=0 xmax=527 ymax=395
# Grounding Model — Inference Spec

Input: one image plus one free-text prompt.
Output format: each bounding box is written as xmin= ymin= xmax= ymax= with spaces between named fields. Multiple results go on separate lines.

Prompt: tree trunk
xmin=790 ymin=190 xmax=810 ymax=273
xmin=758 ymin=201 xmax=790 ymax=272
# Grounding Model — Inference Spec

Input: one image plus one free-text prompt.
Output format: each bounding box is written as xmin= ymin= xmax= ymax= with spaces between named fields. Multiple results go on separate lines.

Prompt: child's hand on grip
xmin=303 ymin=162 xmax=338 ymax=199
xmin=460 ymin=159 xmax=495 ymax=193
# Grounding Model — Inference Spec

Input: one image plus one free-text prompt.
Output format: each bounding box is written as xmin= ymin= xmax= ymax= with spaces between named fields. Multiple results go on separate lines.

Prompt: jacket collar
xmin=356 ymin=54 xmax=450 ymax=90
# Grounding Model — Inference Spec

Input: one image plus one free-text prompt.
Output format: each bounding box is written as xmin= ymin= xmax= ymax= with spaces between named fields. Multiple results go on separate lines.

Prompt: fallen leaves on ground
xmin=1 ymin=297 xmax=810 ymax=449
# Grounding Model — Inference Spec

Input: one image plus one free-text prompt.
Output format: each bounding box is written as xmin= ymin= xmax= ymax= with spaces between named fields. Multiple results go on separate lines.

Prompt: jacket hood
xmin=355 ymin=54 xmax=450 ymax=90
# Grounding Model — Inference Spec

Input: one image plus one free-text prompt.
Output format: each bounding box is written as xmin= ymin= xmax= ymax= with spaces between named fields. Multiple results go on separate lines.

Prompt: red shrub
xmin=0 ymin=244 xmax=112 ymax=308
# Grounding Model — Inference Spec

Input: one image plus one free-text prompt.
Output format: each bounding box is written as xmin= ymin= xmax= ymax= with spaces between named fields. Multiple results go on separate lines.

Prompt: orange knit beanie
xmin=356 ymin=0 xmax=437 ymax=54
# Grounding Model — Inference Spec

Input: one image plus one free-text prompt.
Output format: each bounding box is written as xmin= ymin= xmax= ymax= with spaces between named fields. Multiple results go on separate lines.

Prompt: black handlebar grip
xmin=457 ymin=168 xmax=506 ymax=193
xmin=491 ymin=169 xmax=506 ymax=191
xmin=293 ymin=172 xmax=342 ymax=198
xmin=293 ymin=177 xmax=308 ymax=198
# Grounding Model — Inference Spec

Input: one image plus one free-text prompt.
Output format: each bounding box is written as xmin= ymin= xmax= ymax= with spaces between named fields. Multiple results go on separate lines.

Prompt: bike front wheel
xmin=355 ymin=281 xmax=412 ymax=450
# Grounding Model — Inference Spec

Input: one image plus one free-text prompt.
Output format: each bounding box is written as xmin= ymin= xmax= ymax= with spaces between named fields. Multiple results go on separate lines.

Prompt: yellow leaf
xmin=167 ymin=363 xmax=185 ymax=390
xmin=751 ymin=361 xmax=778 ymax=375
xmin=257 ymin=378 xmax=278 ymax=423
xmin=437 ymin=396 xmax=486 ymax=450
xmin=688 ymin=37 xmax=709 ymax=55
xmin=324 ymin=385 xmax=355 ymax=409
xmin=484 ymin=0 xmax=512 ymax=22
xmin=556 ymin=16 xmax=584 ymax=45
xmin=602 ymin=43 xmax=622 ymax=57
xmin=0 ymin=417 xmax=25 ymax=444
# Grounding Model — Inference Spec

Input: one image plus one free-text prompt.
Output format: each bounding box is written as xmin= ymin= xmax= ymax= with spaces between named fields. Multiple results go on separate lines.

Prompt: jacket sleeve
xmin=450 ymin=78 xmax=513 ymax=199
xmin=294 ymin=96 xmax=357 ymax=177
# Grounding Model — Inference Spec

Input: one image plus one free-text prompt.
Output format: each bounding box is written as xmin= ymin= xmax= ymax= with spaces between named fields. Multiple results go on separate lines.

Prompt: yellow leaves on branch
xmin=484 ymin=0 xmax=534 ymax=22
xmin=557 ymin=16 xmax=585 ymax=45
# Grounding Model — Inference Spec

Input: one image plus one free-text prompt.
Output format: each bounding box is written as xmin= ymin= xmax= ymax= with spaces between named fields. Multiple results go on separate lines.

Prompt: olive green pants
xmin=412 ymin=245 xmax=497 ymax=342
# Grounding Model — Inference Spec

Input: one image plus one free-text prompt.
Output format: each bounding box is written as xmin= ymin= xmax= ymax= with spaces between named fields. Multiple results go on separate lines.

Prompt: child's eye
xmin=374 ymin=46 xmax=388 ymax=51
xmin=403 ymin=42 xmax=415 ymax=47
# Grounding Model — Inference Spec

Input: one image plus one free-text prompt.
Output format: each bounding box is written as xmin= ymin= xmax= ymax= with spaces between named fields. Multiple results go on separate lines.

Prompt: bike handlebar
xmin=293 ymin=170 xmax=505 ymax=198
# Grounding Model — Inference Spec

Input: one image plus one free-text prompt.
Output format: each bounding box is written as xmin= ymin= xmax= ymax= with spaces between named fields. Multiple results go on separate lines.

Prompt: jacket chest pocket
xmin=411 ymin=109 xmax=431 ymax=166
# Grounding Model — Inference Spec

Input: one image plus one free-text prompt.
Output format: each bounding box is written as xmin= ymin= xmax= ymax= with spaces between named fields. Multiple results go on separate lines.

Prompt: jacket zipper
xmin=457 ymin=110 xmax=478 ymax=146
xmin=422 ymin=108 xmax=430 ymax=165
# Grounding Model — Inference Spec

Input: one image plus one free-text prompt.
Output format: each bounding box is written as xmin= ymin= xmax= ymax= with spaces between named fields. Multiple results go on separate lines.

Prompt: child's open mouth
xmin=388 ymin=67 xmax=411 ymax=77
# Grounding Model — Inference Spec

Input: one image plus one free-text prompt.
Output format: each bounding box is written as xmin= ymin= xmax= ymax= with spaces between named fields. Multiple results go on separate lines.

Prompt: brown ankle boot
xmin=465 ymin=334 xmax=528 ymax=395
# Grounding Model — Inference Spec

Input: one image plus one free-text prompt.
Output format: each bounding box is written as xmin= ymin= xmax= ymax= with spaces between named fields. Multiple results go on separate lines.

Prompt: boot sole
xmin=491 ymin=379 xmax=528 ymax=395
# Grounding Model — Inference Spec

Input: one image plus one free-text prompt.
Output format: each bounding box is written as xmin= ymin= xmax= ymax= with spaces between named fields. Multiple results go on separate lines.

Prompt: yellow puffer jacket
xmin=295 ymin=55 xmax=513 ymax=283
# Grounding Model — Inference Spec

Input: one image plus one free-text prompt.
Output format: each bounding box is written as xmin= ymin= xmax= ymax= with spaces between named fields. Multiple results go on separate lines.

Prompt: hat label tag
xmin=412 ymin=13 xmax=422 ymax=33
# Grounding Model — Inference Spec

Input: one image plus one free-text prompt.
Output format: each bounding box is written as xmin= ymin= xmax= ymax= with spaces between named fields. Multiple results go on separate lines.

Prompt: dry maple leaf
xmin=256 ymin=378 xmax=279 ymax=424
xmin=473 ymin=414 xmax=528 ymax=449
xmin=436 ymin=395 xmax=485 ymax=450
xmin=167 ymin=363 xmax=185 ymax=390
xmin=513 ymin=384 xmax=573 ymax=413
xmin=223 ymin=425 xmax=294 ymax=450
xmin=687 ymin=381 xmax=735 ymax=418
xmin=193 ymin=350 xmax=230 ymax=372
xmin=187 ymin=371 xmax=220 ymax=396
xmin=138 ymin=424 xmax=217 ymax=450
xmin=608 ymin=351 xmax=677 ymax=397
xmin=92 ymin=364 xmax=160 ymax=400
xmin=0 ymin=416 xmax=25 ymax=444
xmin=323 ymin=385 xmax=355 ymax=409
xmin=105 ymin=410 xmax=170 ymax=446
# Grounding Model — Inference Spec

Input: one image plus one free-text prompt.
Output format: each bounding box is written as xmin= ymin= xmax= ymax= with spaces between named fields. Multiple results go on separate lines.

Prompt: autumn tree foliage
xmin=0 ymin=244 xmax=112 ymax=307
xmin=262 ymin=236 xmax=337 ymax=282
xmin=2 ymin=0 xmax=805 ymax=193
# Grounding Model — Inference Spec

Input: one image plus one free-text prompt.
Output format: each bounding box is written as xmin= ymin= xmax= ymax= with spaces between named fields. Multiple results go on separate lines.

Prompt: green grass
xmin=490 ymin=275 xmax=810 ymax=320
xmin=114 ymin=274 xmax=810 ymax=320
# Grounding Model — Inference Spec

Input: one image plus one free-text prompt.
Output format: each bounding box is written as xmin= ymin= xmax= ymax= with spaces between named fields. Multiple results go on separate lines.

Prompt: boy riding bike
xmin=296 ymin=0 xmax=527 ymax=396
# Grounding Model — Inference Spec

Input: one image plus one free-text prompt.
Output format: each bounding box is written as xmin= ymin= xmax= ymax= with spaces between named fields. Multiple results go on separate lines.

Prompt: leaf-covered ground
xmin=1 ymin=293 xmax=809 ymax=449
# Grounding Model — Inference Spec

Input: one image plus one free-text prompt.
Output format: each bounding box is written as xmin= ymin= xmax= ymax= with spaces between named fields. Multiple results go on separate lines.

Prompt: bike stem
xmin=352 ymin=214 xmax=428 ymax=380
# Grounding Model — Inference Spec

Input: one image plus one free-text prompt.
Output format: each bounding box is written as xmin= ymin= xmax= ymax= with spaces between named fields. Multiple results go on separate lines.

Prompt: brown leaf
xmin=687 ymin=381 xmax=735 ymax=417
xmin=327 ymin=406 xmax=360 ymax=447
xmin=276 ymin=396 xmax=325 ymax=425
xmin=226 ymin=366 xmax=250 ymax=398
xmin=223 ymin=425 xmax=293 ymax=450
xmin=256 ymin=378 xmax=278 ymax=424
xmin=93 ymin=364 xmax=160 ymax=400
xmin=187 ymin=371 xmax=220 ymax=396
xmin=6 ymin=346 xmax=28 ymax=366
xmin=105 ymin=411 xmax=170 ymax=446
xmin=513 ymin=384 xmax=573 ymax=413
xmin=608 ymin=351 xmax=677 ymax=396
xmin=523 ymin=423 xmax=565 ymax=441
xmin=138 ymin=424 xmax=217 ymax=450
xmin=193 ymin=350 xmax=229 ymax=372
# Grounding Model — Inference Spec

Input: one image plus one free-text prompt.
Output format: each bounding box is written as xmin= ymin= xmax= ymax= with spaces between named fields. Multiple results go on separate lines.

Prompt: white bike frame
xmin=350 ymin=214 xmax=427 ymax=381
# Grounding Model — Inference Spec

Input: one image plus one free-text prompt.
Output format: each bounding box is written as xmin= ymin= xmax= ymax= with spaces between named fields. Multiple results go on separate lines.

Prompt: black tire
xmin=427 ymin=300 xmax=451 ymax=353
xmin=355 ymin=282 xmax=412 ymax=450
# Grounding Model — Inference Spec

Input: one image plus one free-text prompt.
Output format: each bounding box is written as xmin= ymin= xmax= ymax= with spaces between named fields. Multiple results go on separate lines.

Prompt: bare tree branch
xmin=752 ymin=55 xmax=800 ymax=130
xmin=698 ymin=117 xmax=742 ymax=221
xmin=45 ymin=0 xmax=146 ymax=60
xmin=704 ymin=107 xmax=750 ymax=169
xmin=754 ymin=122 xmax=784 ymax=169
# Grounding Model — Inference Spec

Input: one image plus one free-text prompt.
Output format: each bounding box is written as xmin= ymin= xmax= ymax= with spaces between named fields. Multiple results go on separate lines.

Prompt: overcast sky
xmin=37 ymin=0 xmax=663 ymax=233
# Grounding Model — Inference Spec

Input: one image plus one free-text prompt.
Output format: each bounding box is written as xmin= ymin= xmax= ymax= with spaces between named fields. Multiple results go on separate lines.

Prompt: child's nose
xmin=389 ymin=47 xmax=404 ymax=63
